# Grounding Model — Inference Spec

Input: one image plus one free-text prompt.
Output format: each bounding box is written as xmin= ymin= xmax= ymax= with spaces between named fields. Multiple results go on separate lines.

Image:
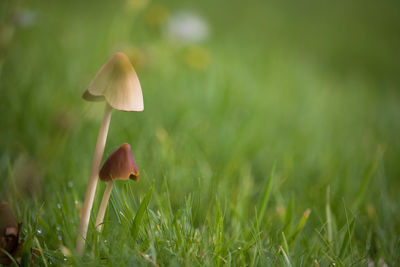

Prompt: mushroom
xmin=95 ymin=143 xmax=139 ymax=231
xmin=0 ymin=202 xmax=23 ymax=265
xmin=76 ymin=52 xmax=143 ymax=253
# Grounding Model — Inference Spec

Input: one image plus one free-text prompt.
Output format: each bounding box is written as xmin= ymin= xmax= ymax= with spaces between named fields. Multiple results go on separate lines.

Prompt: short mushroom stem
xmin=95 ymin=181 xmax=114 ymax=232
xmin=76 ymin=103 xmax=112 ymax=254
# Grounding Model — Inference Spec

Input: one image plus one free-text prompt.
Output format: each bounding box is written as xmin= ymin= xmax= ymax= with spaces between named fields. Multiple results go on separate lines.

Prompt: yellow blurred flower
xmin=183 ymin=46 xmax=210 ymax=71
xmin=125 ymin=46 xmax=150 ymax=71
xmin=367 ymin=204 xmax=376 ymax=220
xmin=276 ymin=204 xmax=286 ymax=220
xmin=125 ymin=0 xmax=149 ymax=12
xmin=0 ymin=24 xmax=14 ymax=54
xmin=112 ymin=44 xmax=151 ymax=71
xmin=156 ymin=127 xmax=168 ymax=144
xmin=144 ymin=4 xmax=169 ymax=29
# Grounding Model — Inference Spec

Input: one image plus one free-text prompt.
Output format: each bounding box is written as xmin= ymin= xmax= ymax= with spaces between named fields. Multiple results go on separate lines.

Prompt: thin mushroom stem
xmin=76 ymin=103 xmax=112 ymax=254
xmin=95 ymin=180 xmax=114 ymax=232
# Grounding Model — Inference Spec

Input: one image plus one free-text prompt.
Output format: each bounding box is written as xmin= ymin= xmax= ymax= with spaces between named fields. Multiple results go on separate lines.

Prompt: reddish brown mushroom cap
xmin=99 ymin=143 xmax=139 ymax=182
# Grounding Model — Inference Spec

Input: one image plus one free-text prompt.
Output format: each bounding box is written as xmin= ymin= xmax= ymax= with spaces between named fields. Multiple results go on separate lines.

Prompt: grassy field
xmin=1 ymin=0 xmax=400 ymax=266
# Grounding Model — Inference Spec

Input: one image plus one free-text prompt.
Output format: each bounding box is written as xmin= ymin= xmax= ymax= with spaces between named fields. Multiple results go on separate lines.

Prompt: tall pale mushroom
xmin=95 ymin=143 xmax=139 ymax=232
xmin=76 ymin=52 xmax=143 ymax=254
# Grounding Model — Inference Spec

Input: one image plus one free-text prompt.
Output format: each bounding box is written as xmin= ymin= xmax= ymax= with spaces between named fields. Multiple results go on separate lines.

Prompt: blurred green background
xmin=0 ymin=0 xmax=399 ymax=265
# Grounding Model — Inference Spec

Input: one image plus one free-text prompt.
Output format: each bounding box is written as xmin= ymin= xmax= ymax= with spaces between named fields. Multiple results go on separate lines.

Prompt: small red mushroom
xmin=95 ymin=143 xmax=139 ymax=231
xmin=99 ymin=143 xmax=139 ymax=182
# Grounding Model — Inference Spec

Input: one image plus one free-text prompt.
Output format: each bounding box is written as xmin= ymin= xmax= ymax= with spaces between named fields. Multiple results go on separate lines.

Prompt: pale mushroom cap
xmin=82 ymin=52 xmax=144 ymax=111
xmin=99 ymin=143 xmax=140 ymax=182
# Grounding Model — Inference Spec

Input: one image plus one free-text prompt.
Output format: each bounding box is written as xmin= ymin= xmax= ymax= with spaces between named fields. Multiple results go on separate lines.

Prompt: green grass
xmin=1 ymin=0 xmax=400 ymax=266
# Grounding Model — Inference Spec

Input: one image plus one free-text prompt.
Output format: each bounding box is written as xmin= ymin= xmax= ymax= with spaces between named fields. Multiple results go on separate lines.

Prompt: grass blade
xmin=339 ymin=218 xmax=355 ymax=258
xmin=279 ymin=246 xmax=292 ymax=267
xmin=289 ymin=209 xmax=310 ymax=245
xmin=256 ymin=166 xmax=275 ymax=227
xmin=326 ymin=187 xmax=333 ymax=243
xmin=131 ymin=183 xmax=154 ymax=242
xmin=352 ymin=155 xmax=379 ymax=210
xmin=173 ymin=210 xmax=183 ymax=249
xmin=283 ymin=196 xmax=293 ymax=234
xmin=214 ymin=201 xmax=224 ymax=267
xmin=0 ymin=248 xmax=19 ymax=267
xmin=281 ymin=231 xmax=289 ymax=255
xmin=34 ymin=236 xmax=48 ymax=267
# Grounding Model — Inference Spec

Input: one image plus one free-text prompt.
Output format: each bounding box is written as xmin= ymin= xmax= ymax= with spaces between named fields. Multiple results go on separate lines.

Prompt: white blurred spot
xmin=14 ymin=9 xmax=36 ymax=28
xmin=166 ymin=11 xmax=209 ymax=43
